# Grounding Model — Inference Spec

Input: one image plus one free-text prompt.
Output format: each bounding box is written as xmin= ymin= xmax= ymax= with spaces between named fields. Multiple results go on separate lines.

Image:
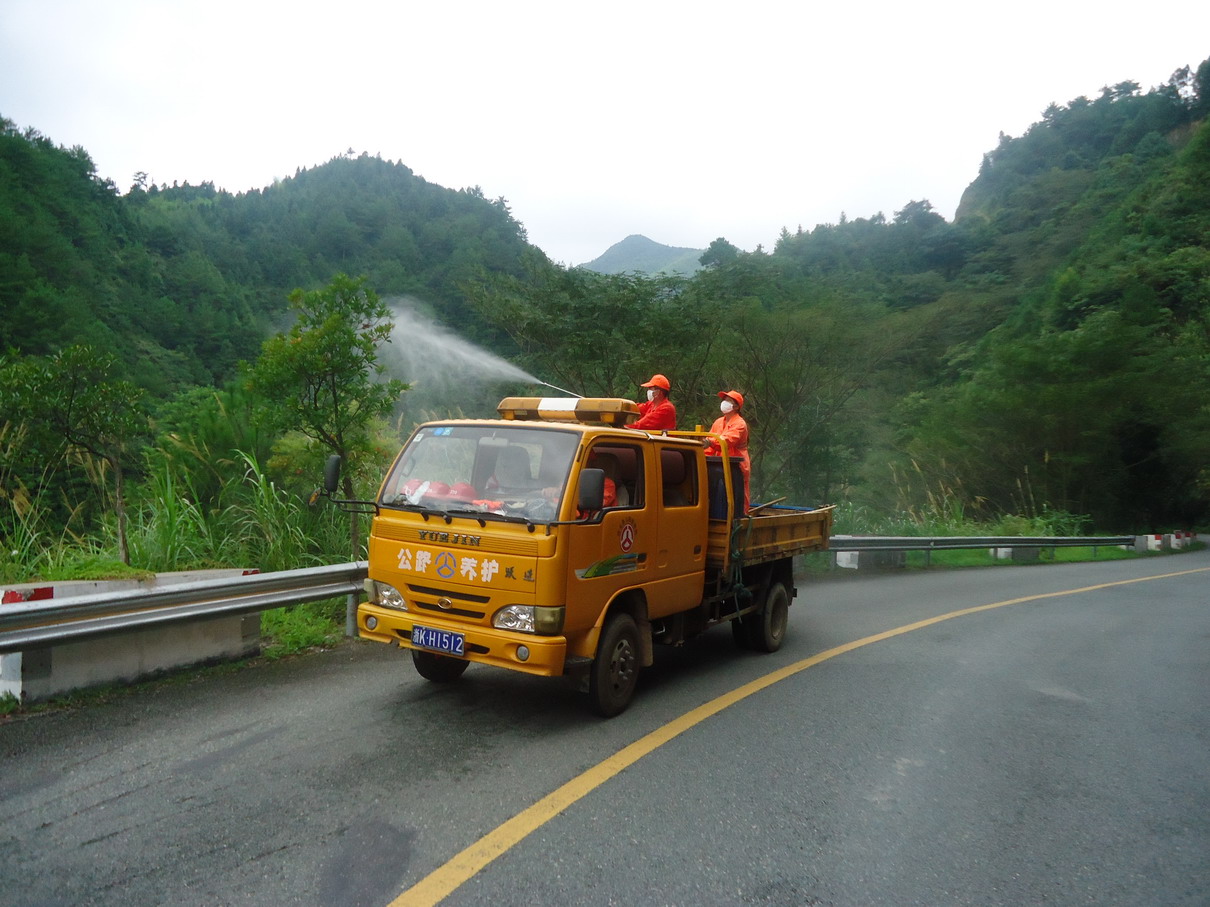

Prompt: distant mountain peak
xmin=579 ymin=234 xmax=704 ymax=276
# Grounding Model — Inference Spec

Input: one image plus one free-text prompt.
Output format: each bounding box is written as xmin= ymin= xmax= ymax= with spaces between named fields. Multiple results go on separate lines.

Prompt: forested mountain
xmin=2 ymin=57 xmax=1209 ymax=586
xmin=0 ymin=127 xmax=533 ymax=393
xmin=580 ymin=234 xmax=704 ymax=276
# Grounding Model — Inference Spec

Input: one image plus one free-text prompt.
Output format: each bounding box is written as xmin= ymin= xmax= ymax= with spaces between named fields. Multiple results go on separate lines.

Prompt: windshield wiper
xmin=441 ymin=508 xmax=494 ymax=527
xmin=388 ymin=501 xmax=447 ymax=521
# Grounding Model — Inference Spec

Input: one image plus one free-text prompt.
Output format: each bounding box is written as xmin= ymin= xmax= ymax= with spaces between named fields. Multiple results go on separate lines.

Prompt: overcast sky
xmin=3 ymin=1 xmax=1208 ymax=266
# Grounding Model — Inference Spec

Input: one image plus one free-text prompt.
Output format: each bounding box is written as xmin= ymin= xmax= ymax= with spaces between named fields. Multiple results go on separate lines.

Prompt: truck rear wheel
xmin=588 ymin=613 xmax=640 ymax=717
xmin=412 ymin=649 xmax=470 ymax=682
xmin=747 ymin=581 xmax=790 ymax=653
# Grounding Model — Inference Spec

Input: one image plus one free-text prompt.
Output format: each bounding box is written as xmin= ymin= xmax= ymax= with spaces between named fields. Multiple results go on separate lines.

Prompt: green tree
xmin=246 ymin=274 xmax=407 ymax=556
xmin=699 ymin=237 xmax=741 ymax=269
xmin=0 ymin=346 xmax=146 ymax=563
xmin=714 ymin=297 xmax=926 ymax=503
xmin=898 ymin=305 xmax=1210 ymax=529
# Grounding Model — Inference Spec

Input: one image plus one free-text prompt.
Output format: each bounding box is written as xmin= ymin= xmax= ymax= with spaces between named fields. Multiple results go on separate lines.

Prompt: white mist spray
xmin=378 ymin=298 xmax=546 ymax=422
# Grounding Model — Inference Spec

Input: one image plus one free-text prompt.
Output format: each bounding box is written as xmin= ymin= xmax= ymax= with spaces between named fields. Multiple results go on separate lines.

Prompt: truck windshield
xmin=380 ymin=425 xmax=579 ymax=522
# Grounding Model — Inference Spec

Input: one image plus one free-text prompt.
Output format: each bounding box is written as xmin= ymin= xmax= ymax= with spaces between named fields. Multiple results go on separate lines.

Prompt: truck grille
xmin=406 ymin=583 xmax=489 ymax=603
xmin=411 ymin=600 xmax=485 ymax=619
xmin=406 ymin=584 xmax=488 ymax=619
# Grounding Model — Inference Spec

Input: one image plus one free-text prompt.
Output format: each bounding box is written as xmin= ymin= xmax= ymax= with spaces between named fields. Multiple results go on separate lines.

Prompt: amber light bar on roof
xmin=496 ymin=397 xmax=640 ymax=426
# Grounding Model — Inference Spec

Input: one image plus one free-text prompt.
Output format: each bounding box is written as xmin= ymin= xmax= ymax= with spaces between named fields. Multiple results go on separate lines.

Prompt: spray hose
xmin=728 ymin=514 xmax=755 ymax=620
xmin=535 ymin=379 xmax=583 ymax=398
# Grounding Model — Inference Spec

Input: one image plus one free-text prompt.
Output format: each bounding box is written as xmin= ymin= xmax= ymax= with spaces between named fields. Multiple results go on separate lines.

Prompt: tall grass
xmin=1 ymin=497 xmax=146 ymax=583
xmin=224 ymin=450 xmax=315 ymax=572
xmin=850 ymin=460 xmax=1095 ymax=538
xmin=222 ymin=451 xmax=354 ymax=653
xmin=127 ymin=461 xmax=219 ymax=571
xmin=7 ymin=447 xmax=355 ymax=577
xmin=1 ymin=493 xmax=99 ymax=584
xmin=0 ymin=442 xmax=118 ymax=583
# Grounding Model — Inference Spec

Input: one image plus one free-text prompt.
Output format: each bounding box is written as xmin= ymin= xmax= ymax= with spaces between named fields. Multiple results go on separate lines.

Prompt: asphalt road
xmin=1 ymin=551 xmax=1207 ymax=906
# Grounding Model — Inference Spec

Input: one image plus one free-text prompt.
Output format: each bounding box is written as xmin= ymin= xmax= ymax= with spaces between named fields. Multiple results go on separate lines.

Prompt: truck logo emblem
xmin=619 ymin=521 xmax=635 ymax=553
xmin=437 ymin=597 xmax=453 ymax=610
xmin=435 ymin=552 xmax=456 ymax=579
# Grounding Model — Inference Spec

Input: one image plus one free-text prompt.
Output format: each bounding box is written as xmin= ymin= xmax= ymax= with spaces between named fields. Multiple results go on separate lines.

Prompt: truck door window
xmin=586 ymin=444 xmax=643 ymax=509
xmin=660 ymin=448 xmax=697 ymax=507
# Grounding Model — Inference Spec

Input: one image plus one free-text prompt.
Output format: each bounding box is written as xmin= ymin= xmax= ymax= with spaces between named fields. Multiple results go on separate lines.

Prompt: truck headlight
xmin=365 ymin=579 xmax=408 ymax=611
xmin=492 ymin=605 xmax=564 ymax=635
xmin=493 ymin=605 xmax=534 ymax=632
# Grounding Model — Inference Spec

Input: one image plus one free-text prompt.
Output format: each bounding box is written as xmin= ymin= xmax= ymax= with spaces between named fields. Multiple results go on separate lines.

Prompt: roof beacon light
xmin=497 ymin=397 xmax=640 ymax=427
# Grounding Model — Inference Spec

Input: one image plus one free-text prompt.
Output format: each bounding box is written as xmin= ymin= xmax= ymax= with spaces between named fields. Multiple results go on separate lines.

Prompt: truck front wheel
xmin=589 ymin=613 xmax=640 ymax=717
xmin=747 ymin=581 xmax=790 ymax=653
xmin=412 ymin=649 xmax=470 ymax=682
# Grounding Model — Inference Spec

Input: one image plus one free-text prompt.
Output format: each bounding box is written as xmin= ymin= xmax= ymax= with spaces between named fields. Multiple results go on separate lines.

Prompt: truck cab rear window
xmin=660 ymin=448 xmax=697 ymax=507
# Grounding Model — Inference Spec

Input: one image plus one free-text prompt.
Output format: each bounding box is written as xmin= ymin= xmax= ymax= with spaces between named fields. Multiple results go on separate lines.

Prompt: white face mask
xmin=646 ymin=389 xmax=657 ymax=402
xmin=720 ymin=400 xmax=735 ymax=414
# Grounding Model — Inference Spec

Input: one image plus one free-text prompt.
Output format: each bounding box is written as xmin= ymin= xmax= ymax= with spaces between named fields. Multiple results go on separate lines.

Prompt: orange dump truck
xmin=349 ymin=397 xmax=833 ymax=716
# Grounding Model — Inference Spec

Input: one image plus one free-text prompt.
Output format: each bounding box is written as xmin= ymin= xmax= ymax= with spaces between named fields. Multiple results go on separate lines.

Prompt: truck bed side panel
xmin=707 ymin=506 xmax=834 ymax=569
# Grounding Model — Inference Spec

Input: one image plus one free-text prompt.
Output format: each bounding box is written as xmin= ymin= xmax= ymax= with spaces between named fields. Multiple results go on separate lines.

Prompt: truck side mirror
xmin=324 ymin=454 xmax=342 ymax=494
xmin=578 ymin=468 xmax=605 ymax=515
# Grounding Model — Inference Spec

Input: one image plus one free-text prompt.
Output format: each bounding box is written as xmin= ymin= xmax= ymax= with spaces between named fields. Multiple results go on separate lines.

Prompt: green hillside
xmin=0 ymin=131 xmax=533 ymax=392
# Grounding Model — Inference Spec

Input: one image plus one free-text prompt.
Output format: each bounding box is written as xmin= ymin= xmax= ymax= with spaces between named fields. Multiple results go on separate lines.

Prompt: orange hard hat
xmin=718 ymin=390 xmax=744 ymax=408
xmin=641 ymin=374 xmax=671 ymax=391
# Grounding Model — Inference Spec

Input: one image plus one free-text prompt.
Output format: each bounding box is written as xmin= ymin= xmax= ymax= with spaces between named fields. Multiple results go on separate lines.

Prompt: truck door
xmin=646 ymin=446 xmax=707 ymax=618
xmin=564 ymin=443 xmax=650 ymax=629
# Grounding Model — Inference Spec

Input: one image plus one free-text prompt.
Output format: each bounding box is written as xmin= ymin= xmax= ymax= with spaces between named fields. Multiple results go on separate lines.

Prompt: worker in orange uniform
xmin=572 ymin=451 xmax=618 ymax=519
xmin=703 ymin=390 xmax=750 ymax=512
xmin=630 ymin=374 xmax=677 ymax=430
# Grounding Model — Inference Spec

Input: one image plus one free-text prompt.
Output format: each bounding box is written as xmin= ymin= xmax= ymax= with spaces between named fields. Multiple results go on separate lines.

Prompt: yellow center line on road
xmin=389 ymin=565 xmax=1210 ymax=906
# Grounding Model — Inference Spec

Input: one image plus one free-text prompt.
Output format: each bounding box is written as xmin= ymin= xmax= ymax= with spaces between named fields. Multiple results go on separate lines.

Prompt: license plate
xmin=411 ymin=624 xmax=465 ymax=656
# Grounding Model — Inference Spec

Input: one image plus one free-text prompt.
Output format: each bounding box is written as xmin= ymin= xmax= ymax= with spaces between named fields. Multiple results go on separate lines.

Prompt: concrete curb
xmin=1 ymin=570 xmax=261 ymax=703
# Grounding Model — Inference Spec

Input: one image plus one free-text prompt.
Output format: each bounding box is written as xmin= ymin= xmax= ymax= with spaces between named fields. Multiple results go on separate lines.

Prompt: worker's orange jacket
xmin=704 ymin=412 xmax=750 ymax=512
xmin=631 ymin=398 xmax=677 ymax=431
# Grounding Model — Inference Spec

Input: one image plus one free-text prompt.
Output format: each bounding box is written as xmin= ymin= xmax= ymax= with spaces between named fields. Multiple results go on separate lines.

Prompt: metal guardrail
xmin=0 ymin=562 xmax=368 ymax=654
xmin=0 ymin=537 xmax=1143 ymax=653
xmin=829 ymin=535 xmax=1135 ymax=552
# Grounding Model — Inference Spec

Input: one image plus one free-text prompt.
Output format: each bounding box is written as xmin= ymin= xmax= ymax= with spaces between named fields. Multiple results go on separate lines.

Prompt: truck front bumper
xmin=358 ymin=603 xmax=569 ymax=677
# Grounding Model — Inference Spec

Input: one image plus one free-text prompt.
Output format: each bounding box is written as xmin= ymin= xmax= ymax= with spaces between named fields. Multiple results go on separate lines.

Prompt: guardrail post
xmin=832 ymin=550 xmax=905 ymax=570
xmin=993 ymin=547 xmax=1041 ymax=563
xmin=1135 ymin=534 xmax=1161 ymax=552
xmin=834 ymin=551 xmax=859 ymax=569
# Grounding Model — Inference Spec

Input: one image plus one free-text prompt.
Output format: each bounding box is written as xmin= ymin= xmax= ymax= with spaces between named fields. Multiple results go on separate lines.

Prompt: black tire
xmin=747 ymin=580 xmax=790 ymax=653
xmin=588 ymin=613 xmax=641 ymax=717
xmin=412 ymin=649 xmax=470 ymax=682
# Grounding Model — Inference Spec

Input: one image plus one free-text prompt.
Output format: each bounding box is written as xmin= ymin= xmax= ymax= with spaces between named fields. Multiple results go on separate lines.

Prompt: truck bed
xmin=707 ymin=504 xmax=834 ymax=569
